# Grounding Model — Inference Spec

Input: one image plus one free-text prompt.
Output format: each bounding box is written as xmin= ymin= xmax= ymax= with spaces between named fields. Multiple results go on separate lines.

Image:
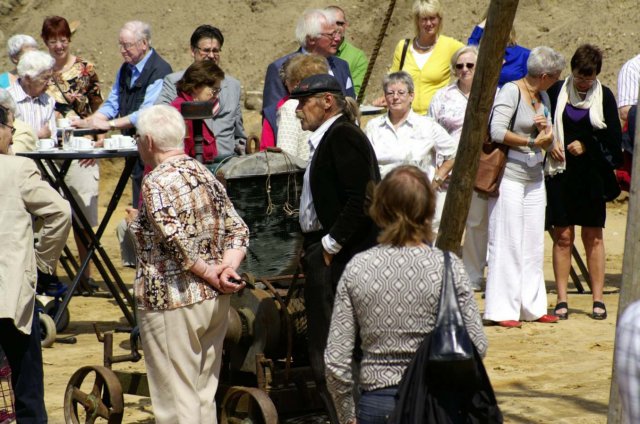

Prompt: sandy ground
xmin=28 ymin=157 xmax=626 ymax=423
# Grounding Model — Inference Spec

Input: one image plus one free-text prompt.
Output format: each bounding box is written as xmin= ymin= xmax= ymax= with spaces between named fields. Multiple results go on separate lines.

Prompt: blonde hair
xmin=370 ymin=165 xmax=436 ymax=246
xmin=285 ymin=54 xmax=329 ymax=86
xmin=450 ymin=45 xmax=478 ymax=74
xmin=412 ymin=0 xmax=444 ymax=36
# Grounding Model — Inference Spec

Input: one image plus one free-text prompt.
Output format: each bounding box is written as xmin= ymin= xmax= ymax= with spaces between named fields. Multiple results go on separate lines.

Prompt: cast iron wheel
xmin=64 ymin=365 xmax=124 ymax=424
xmin=220 ymin=386 xmax=278 ymax=424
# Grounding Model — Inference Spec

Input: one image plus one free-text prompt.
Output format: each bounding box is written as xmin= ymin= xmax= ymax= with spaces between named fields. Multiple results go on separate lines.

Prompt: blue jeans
xmin=357 ymin=386 xmax=398 ymax=424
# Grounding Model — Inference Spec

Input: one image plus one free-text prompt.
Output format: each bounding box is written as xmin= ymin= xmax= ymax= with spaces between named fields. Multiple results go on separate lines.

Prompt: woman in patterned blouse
xmin=324 ymin=165 xmax=487 ymax=424
xmin=130 ymin=105 xmax=249 ymax=423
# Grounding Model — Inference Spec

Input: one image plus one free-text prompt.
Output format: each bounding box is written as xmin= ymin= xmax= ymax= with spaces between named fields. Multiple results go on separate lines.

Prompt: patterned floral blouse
xmin=47 ymin=56 xmax=102 ymax=118
xmin=130 ymin=156 xmax=249 ymax=311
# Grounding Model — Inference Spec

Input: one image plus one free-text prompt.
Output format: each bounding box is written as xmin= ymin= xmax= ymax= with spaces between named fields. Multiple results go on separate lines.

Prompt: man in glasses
xmin=74 ymin=20 xmax=172 ymax=207
xmin=261 ymin=8 xmax=355 ymax=145
xmin=326 ymin=5 xmax=368 ymax=96
xmin=155 ymin=25 xmax=246 ymax=157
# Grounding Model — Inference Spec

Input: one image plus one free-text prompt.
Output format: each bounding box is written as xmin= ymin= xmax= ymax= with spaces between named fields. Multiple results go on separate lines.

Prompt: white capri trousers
xmin=462 ymin=191 xmax=489 ymax=285
xmin=138 ymin=295 xmax=230 ymax=424
xmin=484 ymin=177 xmax=548 ymax=322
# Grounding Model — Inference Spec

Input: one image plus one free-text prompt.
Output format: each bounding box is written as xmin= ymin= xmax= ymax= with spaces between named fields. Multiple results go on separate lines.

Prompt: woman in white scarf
xmin=545 ymin=44 xmax=622 ymax=321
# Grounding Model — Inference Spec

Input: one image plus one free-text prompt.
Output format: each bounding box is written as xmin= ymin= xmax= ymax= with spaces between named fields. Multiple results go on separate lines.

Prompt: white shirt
xmin=8 ymin=81 xmax=57 ymax=137
xmin=299 ymin=113 xmax=343 ymax=232
xmin=365 ymin=110 xmax=456 ymax=180
xmin=618 ymin=54 xmax=640 ymax=108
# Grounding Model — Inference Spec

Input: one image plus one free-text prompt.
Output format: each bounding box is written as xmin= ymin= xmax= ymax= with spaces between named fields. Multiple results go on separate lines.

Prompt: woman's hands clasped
xmin=191 ymin=259 xmax=246 ymax=294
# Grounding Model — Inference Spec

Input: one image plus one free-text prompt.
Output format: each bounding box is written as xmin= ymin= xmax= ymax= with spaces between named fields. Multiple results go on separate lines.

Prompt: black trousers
xmin=131 ymin=158 xmax=144 ymax=208
xmin=302 ymin=240 xmax=346 ymax=424
xmin=0 ymin=310 xmax=47 ymax=423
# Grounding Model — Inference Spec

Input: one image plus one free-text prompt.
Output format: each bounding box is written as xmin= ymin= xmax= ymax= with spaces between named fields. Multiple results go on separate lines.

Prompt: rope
xmin=264 ymin=150 xmax=300 ymax=217
xmin=264 ymin=150 xmax=274 ymax=215
xmin=357 ymin=0 xmax=397 ymax=103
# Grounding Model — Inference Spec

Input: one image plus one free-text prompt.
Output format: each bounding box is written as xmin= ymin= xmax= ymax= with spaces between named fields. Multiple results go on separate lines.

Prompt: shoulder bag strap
xmin=399 ymin=38 xmax=411 ymax=71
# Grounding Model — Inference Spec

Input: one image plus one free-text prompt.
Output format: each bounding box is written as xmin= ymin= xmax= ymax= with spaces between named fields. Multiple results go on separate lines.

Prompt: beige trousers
xmin=138 ymin=295 xmax=230 ymax=424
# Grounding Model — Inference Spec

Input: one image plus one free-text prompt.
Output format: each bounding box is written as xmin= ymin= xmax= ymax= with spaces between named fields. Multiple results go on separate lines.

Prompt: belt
xmin=508 ymin=149 xmax=544 ymax=167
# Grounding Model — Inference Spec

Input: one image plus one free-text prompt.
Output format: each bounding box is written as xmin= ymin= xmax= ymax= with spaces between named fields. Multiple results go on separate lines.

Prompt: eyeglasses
xmin=384 ymin=90 xmax=410 ymax=97
xmin=455 ymin=63 xmax=475 ymax=70
xmin=46 ymin=38 xmax=69 ymax=47
xmin=206 ymin=87 xmax=222 ymax=96
xmin=574 ymin=75 xmax=597 ymax=85
xmin=118 ymin=40 xmax=139 ymax=50
xmin=0 ymin=122 xmax=16 ymax=135
xmin=319 ymin=31 xmax=341 ymax=40
xmin=195 ymin=46 xmax=221 ymax=56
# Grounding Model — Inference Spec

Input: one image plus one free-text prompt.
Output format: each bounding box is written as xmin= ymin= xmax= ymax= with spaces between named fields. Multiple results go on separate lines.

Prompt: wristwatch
xmin=109 ymin=120 xmax=116 ymax=130
xmin=527 ymin=136 xmax=536 ymax=149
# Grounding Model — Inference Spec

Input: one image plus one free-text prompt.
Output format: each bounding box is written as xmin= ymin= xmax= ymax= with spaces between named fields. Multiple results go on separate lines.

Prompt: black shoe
xmin=592 ymin=301 xmax=607 ymax=320
xmin=553 ymin=302 xmax=569 ymax=320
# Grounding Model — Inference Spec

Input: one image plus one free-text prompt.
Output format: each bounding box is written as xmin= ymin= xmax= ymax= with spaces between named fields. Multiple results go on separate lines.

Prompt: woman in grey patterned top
xmin=324 ymin=165 xmax=487 ymax=424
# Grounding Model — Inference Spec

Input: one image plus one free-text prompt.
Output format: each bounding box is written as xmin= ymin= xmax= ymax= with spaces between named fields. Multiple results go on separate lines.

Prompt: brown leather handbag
xmin=474 ymin=85 xmax=521 ymax=197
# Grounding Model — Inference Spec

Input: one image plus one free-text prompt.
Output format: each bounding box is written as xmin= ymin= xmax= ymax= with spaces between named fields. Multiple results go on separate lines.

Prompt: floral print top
xmin=47 ymin=56 xmax=102 ymax=118
xmin=130 ymin=156 xmax=249 ymax=311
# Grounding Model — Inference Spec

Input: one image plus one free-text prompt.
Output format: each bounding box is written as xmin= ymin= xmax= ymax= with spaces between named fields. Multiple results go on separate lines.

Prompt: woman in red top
xmin=170 ymin=60 xmax=223 ymax=162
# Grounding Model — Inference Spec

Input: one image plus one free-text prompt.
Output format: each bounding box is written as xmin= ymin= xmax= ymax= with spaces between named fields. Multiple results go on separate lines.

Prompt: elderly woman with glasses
xmin=365 ymin=71 xmax=456 ymax=234
xmin=169 ymin=60 xmax=223 ymax=163
xmin=131 ymin=105 xmax=249 ymax=423
xmin=545 ymin=44 xmax=622 ymax=321
xmin=484 ymin=46 xmax=565 ymax=328
xmin=0 ymin=34 xmax=38 ymax=89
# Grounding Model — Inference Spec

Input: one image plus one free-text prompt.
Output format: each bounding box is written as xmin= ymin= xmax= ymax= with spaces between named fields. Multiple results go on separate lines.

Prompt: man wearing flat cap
xmin=293 ymin=74 xmax=379 ymax=423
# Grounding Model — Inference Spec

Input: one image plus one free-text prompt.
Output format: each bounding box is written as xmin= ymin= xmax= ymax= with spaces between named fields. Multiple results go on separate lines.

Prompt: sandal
xmin=592 ymin=301 xmax=607 ymax=320
xmin=553 ymin=302 xmax=569 ymax=320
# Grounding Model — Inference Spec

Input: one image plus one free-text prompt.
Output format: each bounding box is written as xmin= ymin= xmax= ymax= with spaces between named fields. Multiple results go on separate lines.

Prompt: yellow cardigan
xmin=390 ymin=35 xmax=464 ymax=115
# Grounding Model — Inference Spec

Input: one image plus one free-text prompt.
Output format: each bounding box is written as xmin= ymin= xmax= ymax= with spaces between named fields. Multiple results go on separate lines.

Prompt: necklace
xmin=414 ymin=37 xmax=436 ymax=51
xmin=522 ymin=78 xmax=539 ymax=107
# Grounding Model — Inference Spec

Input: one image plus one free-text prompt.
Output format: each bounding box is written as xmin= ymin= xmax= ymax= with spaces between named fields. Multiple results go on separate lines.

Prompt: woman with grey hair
xmin=0 ymin=34 xmax=38 ymax=89
xmin=130 ymin=105 xmax=249 ymax=423
xmin=365 ymin=70 xmax=456 ymax=234
xmin=0 ymin=88 xmax=37 ymax=152
xmin=8 ymin=50 xmax=56 ymax=140
xmin=483 ymin=46 xmax=565 ymax=327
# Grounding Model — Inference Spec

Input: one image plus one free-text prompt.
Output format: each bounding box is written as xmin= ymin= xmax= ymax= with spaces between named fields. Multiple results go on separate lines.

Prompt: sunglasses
xmin=455 ymin=63 xmax=475 ymax=70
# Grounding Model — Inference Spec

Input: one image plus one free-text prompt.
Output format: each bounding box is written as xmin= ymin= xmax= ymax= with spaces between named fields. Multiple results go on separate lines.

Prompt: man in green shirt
xmin=326 ymin=6 xmax=368 ymax=97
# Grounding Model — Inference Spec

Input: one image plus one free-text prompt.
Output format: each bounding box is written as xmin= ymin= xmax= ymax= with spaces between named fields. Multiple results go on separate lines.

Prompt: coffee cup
xmin=118 ymin=136 xmax=136 ymax=149
xmin=72 ymin=137 xmax=94 ymax=150
xmin=36 ymin=138 xmax=57 ymax=150
xmin=56 ymin=118 xmax=71 ymax=128
xmin=103 ymin=138 xmax=119 ymax=149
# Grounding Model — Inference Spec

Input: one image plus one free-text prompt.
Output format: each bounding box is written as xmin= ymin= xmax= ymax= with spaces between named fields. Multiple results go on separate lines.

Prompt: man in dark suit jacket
xmin=262 ymin=9 xmax=355 ymax=140
xmin=291 ymin=74 xmax=379 ymax=423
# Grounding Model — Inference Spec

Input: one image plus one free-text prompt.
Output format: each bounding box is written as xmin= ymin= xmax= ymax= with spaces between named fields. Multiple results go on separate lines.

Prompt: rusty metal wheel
xmin=64 ymin=365 xmax=124 ymax=424
xmin=220 ymin=386 xmax=278 ymax=424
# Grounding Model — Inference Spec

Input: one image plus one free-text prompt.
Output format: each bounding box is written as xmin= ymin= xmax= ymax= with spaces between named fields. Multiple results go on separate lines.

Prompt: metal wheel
xmin=43 ymin=300 xmax=70 ymax=332
xmin=64 ymin=365 xmax=124 ymax=424
xmin=220 ymin=386 xmax=278 ymax=424
xmin=39 ymin=313 xmax=56 ymax=348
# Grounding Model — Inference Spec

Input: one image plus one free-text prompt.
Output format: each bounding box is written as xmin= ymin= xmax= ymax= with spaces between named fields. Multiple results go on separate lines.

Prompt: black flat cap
xmin=289 ymin=74 xmax=342 ymax=99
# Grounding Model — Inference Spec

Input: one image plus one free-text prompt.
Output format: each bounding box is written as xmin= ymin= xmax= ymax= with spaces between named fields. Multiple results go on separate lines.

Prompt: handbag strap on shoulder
xmin=399 ymin=38 xmax=410 ymax=71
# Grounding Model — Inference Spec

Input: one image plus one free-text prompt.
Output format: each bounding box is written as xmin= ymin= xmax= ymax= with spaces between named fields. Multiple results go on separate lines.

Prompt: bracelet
xmin=527 ymin=136 xmax=536 ymax=149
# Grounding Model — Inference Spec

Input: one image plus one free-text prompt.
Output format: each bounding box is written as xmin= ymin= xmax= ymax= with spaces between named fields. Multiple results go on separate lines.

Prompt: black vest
xmin=117 ymin=49 xmax=172 ymax=134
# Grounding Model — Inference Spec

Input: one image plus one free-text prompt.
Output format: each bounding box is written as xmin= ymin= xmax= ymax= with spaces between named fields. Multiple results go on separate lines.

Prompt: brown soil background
xmin=0 ymin=0 xmax=635 ymax=422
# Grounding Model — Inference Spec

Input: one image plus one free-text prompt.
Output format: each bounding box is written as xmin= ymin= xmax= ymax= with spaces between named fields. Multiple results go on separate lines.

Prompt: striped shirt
xmin=617 ymin=54 xmax=640 ymax=108
xmin=615 ymin=300 xmax=640 ymax=424
xmin=8 ymin=81 xmax=56 ymax=137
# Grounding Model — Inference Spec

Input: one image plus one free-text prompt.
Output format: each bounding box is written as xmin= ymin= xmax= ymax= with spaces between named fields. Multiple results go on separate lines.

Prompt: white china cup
xmin=56 ymin=118 xmax=71 ymax=128
xmin=72 ymin=137 xmax=94 ymax=150
xmin=36 ymin=138 xmax=57 ymax=150
xmin=103 ymin=138 xmax=119 ymax=149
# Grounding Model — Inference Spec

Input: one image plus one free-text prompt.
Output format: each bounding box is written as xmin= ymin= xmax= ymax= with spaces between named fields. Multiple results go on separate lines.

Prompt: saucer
xmin=37 ymin=147 xmax=58 ymax=152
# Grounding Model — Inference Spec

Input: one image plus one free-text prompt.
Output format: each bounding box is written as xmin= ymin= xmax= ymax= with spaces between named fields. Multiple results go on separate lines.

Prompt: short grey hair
xmin=450 ymin=45 xmax=478 ymax=74
xmin=382 ymin=71 xmax=415 ymax=94
xmin=121 ymin=20 xmax=152 ymax=43
xmin=527 ymin=46 xmax=566 ymax=77
xmin=16 ymin=50 xmax=54 ymax=79
xmin=136 ymin=105 xmax=185 ymax=152
xmin=295 ymin=9 xmax=335 ymax=48
xmin=7 ymin=34 xmax=38 ymax=61
xmin=0 ymin=88 xmax=17 ymax=115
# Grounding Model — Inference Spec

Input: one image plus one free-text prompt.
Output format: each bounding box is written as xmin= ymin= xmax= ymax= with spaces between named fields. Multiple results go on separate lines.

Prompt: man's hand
xmin=323 ymin=249 xmax=334 ymax=266
xmin=37 ymin=125 xmax=52 ymax=139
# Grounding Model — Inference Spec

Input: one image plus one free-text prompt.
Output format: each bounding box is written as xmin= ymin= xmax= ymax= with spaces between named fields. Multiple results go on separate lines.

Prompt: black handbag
xmin=429 ymin=251 xmax=474 ymax=362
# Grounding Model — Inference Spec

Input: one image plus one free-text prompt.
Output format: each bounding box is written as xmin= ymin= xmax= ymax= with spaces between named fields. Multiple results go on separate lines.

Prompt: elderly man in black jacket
xmin=291 ymin=74 xmax=379 ymax=423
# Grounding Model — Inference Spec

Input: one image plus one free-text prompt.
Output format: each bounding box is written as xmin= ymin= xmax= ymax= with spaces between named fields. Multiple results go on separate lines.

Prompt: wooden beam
xmin=435 ymin=0 xmax=519 ymax=253
xmin=607 ymin=88 xmax=640 ymax=423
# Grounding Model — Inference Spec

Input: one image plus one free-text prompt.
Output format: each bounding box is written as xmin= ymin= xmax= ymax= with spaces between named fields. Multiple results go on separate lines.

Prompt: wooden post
xmin=435 ymin=0 xmax=520 ymax=252
xmin=607 ymin=88 xmax=640 ymax=423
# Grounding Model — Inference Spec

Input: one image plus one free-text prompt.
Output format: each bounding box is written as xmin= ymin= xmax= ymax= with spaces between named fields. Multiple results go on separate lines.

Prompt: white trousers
xmin=462 ymin=191 xmax=489 ymax=284
xmin=432 ymin=187 xmax=447 ymax=235
xmin=139 ymin=296 xmax=230 ymax=424
xmin=484 ymin=177 xmax=548 ymax=322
